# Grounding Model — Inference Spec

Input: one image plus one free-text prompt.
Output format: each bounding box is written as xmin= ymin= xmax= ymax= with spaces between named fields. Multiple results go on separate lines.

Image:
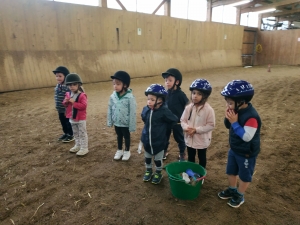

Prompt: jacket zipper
xmin=149 ymin=110 xmax=153 ymax=154
xmin=191 ymin=105 xmax=196 ymax=147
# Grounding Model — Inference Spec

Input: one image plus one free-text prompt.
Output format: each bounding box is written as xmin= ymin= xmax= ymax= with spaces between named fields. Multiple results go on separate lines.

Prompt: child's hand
xmin=186 ymin=127 xmax=196 ymax=136
xmin=225 ymin=109 xmax=238 ymax=124
xmin=69 ymin=98 xmax=75 ymax=104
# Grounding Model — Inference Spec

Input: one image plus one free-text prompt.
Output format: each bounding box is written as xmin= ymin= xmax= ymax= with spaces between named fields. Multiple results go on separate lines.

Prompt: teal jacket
xmin=107 ymin=89 xmax=137 ymax=132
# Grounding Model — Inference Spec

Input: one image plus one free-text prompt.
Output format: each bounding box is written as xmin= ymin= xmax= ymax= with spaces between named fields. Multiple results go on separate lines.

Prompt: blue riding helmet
xmin=190 ymin=79 xmax=212 ymax=96
xmin=221 ymin=80 xmax=254 ymax=98
xmin=145 ymin=84 xmax=168 ymax=96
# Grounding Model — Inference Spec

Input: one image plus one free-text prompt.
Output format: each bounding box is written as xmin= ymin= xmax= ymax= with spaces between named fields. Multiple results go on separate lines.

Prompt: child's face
xmin=164 ymin=76 xmax=178 ymax=90
xmin=225 ymin=98 xmax=235 ymax=110
xmin=55 ymin=73 xmax=65 ymax=84
xmin=191 ymin=90 xmax=203 ymax=104
xmin=113 ymin=79 xmax=125 ymax=92
xmin=67 ymin=83 xmax=79 ymax=92
xmin=147 ymin=94 xmax=163 ymax=109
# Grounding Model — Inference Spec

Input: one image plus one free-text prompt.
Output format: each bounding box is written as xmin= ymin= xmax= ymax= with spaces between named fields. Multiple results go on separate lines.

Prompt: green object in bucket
xmin=165 ymin=161 xmax=207 ymax=200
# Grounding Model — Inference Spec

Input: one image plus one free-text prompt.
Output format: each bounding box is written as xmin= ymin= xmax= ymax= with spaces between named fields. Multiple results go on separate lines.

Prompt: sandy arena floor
xmin=0 ymin=65 xmax=299 ymax=224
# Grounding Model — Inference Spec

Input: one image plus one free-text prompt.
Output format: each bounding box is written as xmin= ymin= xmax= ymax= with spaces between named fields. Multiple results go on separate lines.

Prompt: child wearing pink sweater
xmin=181 ymin=79 xmax=215 ymax=168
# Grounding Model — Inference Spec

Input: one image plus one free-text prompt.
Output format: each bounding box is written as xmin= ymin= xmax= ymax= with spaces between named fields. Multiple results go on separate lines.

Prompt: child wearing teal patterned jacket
xmin=107 ymin=71 xmax=137 ymax=161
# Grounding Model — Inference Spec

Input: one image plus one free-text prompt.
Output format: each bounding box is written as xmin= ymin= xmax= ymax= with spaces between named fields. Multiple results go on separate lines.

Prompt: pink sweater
xmin=180 ymin=102 xmax=215 ymax=149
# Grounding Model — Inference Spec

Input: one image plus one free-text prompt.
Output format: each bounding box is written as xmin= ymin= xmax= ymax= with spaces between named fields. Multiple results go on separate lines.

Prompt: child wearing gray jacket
xmin=107 ymin=71 xmax=137 ymax=161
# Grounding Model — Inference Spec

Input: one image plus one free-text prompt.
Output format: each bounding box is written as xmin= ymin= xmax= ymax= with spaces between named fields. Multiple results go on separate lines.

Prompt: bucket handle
xmin=169 ymin=175 xmax=206 ymax=183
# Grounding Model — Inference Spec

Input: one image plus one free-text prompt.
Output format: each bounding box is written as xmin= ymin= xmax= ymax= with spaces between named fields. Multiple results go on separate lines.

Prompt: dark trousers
xmin=187 ymin=146 xmax=207 ymax=168
xmin=58 ymin=112 xmax=73 ymax=136
xmin=165 ymin=123 xmax=186 ymax=155
xmin=114 ymin=126 xmax=130 ymax=151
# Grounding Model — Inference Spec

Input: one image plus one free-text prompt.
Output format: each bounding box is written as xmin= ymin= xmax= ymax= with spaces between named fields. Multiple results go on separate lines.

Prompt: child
xmin=162 ymin=68 xmax=189 ymax=161
xmin=141 ymin=84 xmax=178 ymax=184
xmin=52 ymin=66 xmax=74 ymax=142
xmin=217 ymin=80 xmax=261 ymax=208
xmin=63 ymin=73 xmax=89 ymax=156
xmin=107 ymin=71 xmax=137 ymax=161
xmin=181 ymin=79 xmax=215 ymax=168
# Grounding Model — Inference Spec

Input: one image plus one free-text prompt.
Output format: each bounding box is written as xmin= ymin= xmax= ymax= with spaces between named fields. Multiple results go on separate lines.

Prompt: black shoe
xmin=227 ymin=193 xmax=245 ymax=208
xmin=58 ymin=134 xmax=68 ymax=141
xmin=143 ymin=170 xmax=153 ymax=182
xmin=163 ymin=152 xmax=169 ymax=160
xmin=218 ymin=188 xmax=236 ymax=199
xmin=151 ymin=171 xmax=163 ymax=184
xmin=62 ymin=135 xmax=75 ymax=143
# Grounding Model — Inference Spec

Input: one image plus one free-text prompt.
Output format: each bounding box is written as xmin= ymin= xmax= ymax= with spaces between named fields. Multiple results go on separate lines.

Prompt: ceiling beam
xmin=152 ymin=0 xmax=167 ymax=14
xmin=212 ymin=0 xmax=240 ymax=8
xmin=262 ymin=8 xmax=300 ymax=17
xmin=116 ymin=0 xmax=127 ymax=11
xmin=278 ymin=16 xmax=300 ymax=22
xmin=241 ymin=0 xmax=300 ymax=13
xmin=240 ymin=0 xmax=268 ymax=10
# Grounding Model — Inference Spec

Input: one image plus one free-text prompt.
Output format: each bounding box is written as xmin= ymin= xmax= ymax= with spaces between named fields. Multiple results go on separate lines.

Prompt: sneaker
xmin=69 ymin=145 xmax=80 ymax=153
xmin=76 ymin=148 xmax=89 ymax=156
xmin=62 ymin=135 xmax=75 ymax=143
xmin=227 ymin=193 xmax=245 ymax=208
xmin=151 ymin=172 xmax=163 ymax=184
xmin=179 ymin=154 xmax=185 ymax=162
xmin=218 ymin=188 xmax=236 ymax=200
xmin=58 ymin=134 xmax=68 ymax=141
xmin=143 ymin=170 xmax=153 ymax=182
xmin=163 ymin=152 xmax=169 ymax=160
xmin=122 ymin=151 xmax=131 ymax=161
xmin=114 ymin=150 xmax=123 ymax=160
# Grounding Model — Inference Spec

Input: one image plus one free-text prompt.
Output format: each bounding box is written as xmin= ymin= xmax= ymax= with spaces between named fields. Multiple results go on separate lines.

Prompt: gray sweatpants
xmin=71 ymin=121 xmax=88 ymax=150
xmin=144 ymin=150 xmax=164 ymax=171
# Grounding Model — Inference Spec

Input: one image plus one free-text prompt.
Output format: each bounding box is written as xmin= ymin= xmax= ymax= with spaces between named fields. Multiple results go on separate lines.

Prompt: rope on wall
xmin=256 ymin=44 xmax=262 ymax=53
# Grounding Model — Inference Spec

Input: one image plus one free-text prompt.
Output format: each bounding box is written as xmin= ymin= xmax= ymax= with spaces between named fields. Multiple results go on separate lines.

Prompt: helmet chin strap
xmin=117 ymin=84 xmax=126 ymax=94
xmin=234 ymin=100 xmax=245 ymax=112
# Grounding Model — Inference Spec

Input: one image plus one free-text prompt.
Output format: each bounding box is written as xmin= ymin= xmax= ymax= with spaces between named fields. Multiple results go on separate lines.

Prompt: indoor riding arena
xmin=0 ymin=0 xmax=299 ymax=224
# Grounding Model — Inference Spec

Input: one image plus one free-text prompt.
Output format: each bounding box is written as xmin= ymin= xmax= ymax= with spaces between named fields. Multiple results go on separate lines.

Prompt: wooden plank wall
xmin=0 ymin=0 xmax=244 ymax=92
xmin=255 ymin=30 xmax=300 ymax=66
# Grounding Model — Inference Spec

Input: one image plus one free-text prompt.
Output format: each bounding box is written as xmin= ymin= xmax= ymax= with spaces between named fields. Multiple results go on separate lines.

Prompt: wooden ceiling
xmin=212 ymin=0 xmax=300 ymax=23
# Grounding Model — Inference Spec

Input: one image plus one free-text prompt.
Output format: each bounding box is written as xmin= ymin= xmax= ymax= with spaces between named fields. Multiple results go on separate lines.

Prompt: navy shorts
xmin=226 ymin=149 xmax=257 ymax=182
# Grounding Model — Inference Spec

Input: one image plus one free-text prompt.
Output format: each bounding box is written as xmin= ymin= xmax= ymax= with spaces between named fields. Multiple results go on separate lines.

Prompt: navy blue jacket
xmin=141 ymin=104 xmax=178 ymax=155
xmin=225 ymin=103 xmax=261 ymax=158
xmin=166 ymin=87 xmax=189 ymax=123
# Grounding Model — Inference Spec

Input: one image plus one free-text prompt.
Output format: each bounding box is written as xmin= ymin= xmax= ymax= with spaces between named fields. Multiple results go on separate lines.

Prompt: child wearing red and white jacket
xmin=63 ymin=73 xmax=88 ymax=156
xmin=181 ymin=79 xmax=215 ymax=168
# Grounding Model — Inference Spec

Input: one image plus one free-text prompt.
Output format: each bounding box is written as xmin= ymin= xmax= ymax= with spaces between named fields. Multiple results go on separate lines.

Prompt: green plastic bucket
xmin=165 ymin=161 xmax=207 ymax=200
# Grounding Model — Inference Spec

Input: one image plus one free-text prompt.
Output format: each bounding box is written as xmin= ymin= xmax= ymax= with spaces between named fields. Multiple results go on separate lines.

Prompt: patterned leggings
xmin=71 ymin=121 xmax=88 ymax=150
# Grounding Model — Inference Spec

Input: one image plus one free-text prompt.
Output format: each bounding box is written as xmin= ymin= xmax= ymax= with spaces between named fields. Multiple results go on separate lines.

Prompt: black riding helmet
xmin=52 ymin=66 xmax=70 ymax=77
xmin=65 ymin=73 xmax=83 ymax=85
xmin=111 ymin=71 xmax=131 ymax=87
xmin=162 ymin=68 xmax=182 ymax=87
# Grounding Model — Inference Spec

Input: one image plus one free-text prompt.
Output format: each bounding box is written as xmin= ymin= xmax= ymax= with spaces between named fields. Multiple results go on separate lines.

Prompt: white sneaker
xmin=114 ymin=150 xmax=123 ymax=160
xmin=70 ymin=145 xmax=80 ymax=153
xmin=76 ymin=148 xmax=89 ymax=156
xmin=122 ymin=151 xmax=131 ymax=161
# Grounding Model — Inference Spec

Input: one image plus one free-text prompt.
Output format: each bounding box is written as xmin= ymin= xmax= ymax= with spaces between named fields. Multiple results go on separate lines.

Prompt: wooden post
xmin=258 ymin=14 xmax=262 ymax=30
xmin=206 ymin=0 xmax=212 ymax=22
xmin=99 ymin=0 xmax=107 ymax=8
xmin=164 ymin=0 xmax=170 ymax=17
xmin=236 ymin=6 xmax=241 ymax=25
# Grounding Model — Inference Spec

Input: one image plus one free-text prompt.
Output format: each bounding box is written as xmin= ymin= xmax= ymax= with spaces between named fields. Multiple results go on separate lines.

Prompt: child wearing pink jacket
xmin=181 ymin=79 xmax=215 ymax=168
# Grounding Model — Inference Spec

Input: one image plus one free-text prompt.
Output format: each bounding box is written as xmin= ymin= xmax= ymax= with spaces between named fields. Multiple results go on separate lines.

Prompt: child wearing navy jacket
xmin=141 ymin=84 xmax=178 ymax=184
